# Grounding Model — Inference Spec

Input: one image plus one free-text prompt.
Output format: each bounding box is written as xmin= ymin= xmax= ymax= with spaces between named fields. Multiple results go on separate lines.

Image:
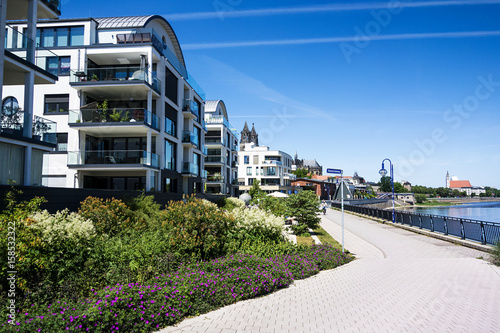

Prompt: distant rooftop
xmin=94 ymin=15 xmax=155 ymax=29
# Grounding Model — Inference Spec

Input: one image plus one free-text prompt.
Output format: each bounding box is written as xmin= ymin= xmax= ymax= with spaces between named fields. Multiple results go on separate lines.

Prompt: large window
xmin=194 ymin=126 xmax=201 ymax=148
xmin=165 ymin=67 xmax=178 ymax=104
xmin=56 ymin=133 xmax=68 ymax=152
xmin=34 ymin=26 xmax=84 ymax=47
xmin=244 ymin=155 xmax=249 ymax=164
xmin=165 ymin=116 xmax=176 ymax=137
xmin=165 ymin=139 xmax=176 ymax=170
xmin=267 ymin=166 xmax=276 ymax=176
xmin=46 ymin=56 xmax=70 ymax=76
xmin=246 ymin=167 xmax=252 ymax=176
xmin=193 ymin=153 xmax=200 ymax=176
xmin=165 ymin=178 xmax=177 ymax=193
xmin=44 ymin=94 xmax=69 ymax=114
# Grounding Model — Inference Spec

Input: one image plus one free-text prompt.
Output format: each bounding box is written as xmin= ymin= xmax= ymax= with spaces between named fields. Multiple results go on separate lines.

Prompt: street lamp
xmin=379 ymin=158 xmax=395 ymax=223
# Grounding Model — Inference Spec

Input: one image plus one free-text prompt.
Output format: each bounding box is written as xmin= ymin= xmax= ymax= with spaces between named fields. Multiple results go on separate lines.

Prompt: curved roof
xmin=205 ymin=100 xmax=228 ymax=119
xmin=94 ymin=15 xmax=186 ymax=69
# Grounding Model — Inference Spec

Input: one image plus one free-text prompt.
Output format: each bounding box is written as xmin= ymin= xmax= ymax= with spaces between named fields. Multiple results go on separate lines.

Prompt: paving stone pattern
xmin=158 ymin=209 xmax=500 ymax=332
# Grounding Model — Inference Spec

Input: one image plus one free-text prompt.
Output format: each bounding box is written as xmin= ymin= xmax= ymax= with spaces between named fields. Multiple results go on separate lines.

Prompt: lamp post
xmin=379 ymin=158 xmax=395 ymax=223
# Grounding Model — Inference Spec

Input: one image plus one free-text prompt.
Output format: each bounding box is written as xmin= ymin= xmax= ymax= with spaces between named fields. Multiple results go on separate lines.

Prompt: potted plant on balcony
xmin=32 ymin=118 xmax=50 ymax=140
xmin=109 ymin=108 xmax=121 ymax=122
xmin=1 ymin=106 xmax=22 ymax=135
xmin=91 ymin=74 xmax=99 ymax=81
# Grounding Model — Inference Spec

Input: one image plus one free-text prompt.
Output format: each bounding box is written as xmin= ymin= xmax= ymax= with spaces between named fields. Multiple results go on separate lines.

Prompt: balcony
xmin=263 ymin=160 xmax=282 ymax=165
xmin=68 ymin=108 xmax=159 ymax=134
xmin=207 ymin=174 xmax=225 ymax=183
xmin=3 ymin=25 xmax=58 ymax=85
xmin=231 ymin=144 xmax=238 ymax=152
xmin=70 ymin=67 xmax=161 ymax=99
xmin=6 ymin=0 xmax=60 ymax=20
xmin=201 ymin=145 xmax=208 ymax=155
xmin=231 ymin=160 xmax=238 ymax=168
xmin=284 ymin=173 xmax=297 ymax=180
xmin=205 ymin=115 xmax=238 ymax=136
xmin=181 ymin=162 xmax=199 ymax=176
xmin=182 ymin=130 xmax=199 ymax=148
xmin=205 ymin=155 xmax=224 ymax=164
xmin=182 ymin=100 xmax=199 ymax=120
xmin=1 ymin=111 xmax=56 ymax=145
xmin=40 ymin=0 xmax=62 ymax=16
xmin=67 ymin=150 xmax=159 ymax=169
xmin=205 ymin=137 xmax=224 ymax=146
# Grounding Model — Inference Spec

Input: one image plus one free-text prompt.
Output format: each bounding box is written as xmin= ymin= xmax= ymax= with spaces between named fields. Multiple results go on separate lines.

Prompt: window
xmin=165 ymin=178 xmax=177 ymax=193
xmin=2 ymin=96 xmax=19 ymax=116
xmin=44 ymin=94 xmax=69 ymax=113
xmin=46 ymin=56 xmax=70 ymax=76
xmin=267 ymin=167 xmax=276 ymax=176
xmin=193 ymin=153 xmax=200 ymax=176
xmin=246 ymin=167 xmax=252 ymax=176
xmin=165 ymin=139 xmax=176 ymax=170
xmin=165 ymin=67 xmax=178 ymax=104
xmin=34 ymin=26 xmax=85 ymax=47
xmin=244 ymin=155 xmax=249 ymax=164
xmin=194 ymin=126 xmax=201 ymax=148
xmin=56 ymin=133 xmax=68 ymax=152
xmin=165 ymin=116 xmax=176 ymax=137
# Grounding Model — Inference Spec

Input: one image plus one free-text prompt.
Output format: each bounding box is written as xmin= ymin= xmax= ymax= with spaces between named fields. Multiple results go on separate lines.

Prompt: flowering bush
xmin=78 ymin=196 xmax=132 ymax=236
xmin=5 ymin=246 xmax=352 ymax=332
xmin=229 ymin=206 xmax=285 ymax=241
xmin=28 ymin=209 xmax=95 ymax=244
xmin=223 ymin=197 xmax=246 ymax=210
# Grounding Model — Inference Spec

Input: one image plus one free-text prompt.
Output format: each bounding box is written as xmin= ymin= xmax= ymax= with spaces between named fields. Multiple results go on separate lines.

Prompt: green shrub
xmin=163 ymin=196 xmax=236 ymax=260
xmin=286 ymin=190 xmax=321 ymax=232
xmin=223 ymin=197 xmax=246 ymax=210
xmin=258 ymin=195 xmax=287 ymax=217
xmin=78 ymin=196 xmax=132 ymax=236
xmin=123 ymin=193 xmax=164 ymax=230
xmin=415 ymin=193 xmax=427 ymax=204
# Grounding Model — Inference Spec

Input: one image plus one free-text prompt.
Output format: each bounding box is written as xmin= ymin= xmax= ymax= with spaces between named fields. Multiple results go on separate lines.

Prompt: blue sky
xmin=61 ymin=0 xmax=500 ymax=188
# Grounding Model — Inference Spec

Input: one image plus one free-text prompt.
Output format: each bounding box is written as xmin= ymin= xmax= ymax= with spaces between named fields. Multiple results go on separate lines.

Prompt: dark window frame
xmin=44 ymin=94 xmax=69 ymax=114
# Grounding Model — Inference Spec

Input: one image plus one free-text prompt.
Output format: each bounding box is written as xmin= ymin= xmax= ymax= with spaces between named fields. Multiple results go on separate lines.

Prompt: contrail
xmin=183 ymin=30 xmax=500 ymax=50
xmin=166 ymin=1 xmax=500 ymax=21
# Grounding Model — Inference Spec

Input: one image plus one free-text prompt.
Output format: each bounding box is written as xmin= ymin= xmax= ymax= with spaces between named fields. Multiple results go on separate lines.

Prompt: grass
xmin=296 ymin=236 xmax=315 ymax=246
xmin=312 ymin=225 xmax=343 ymax=251
xmin=417 ymin=200 xmax=458 ymax=206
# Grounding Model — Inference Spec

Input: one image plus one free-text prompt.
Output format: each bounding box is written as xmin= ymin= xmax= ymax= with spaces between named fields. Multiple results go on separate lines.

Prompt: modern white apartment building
xmin=3 ymin=15 xmax=207 ymax=194
xmin=0 ymin=0 xmax=61 ymax=186
xmin=204 ymin=100 xmax=238 ymax=196
xmin=237 ymin=126 xmax=296 ymax=195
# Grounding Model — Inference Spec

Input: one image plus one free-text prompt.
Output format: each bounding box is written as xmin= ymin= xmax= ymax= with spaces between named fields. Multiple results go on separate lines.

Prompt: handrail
xmin=330 ymin=202 xmax=500 ymax=245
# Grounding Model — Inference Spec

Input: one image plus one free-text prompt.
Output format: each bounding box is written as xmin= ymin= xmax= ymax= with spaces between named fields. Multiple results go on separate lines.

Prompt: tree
xmin=285 ymin=190 xmax=321 ymax=234
xmin=249 ymin=179 xmax=264 ymax=203
xmin=393 ymin=182 xmax=406 ymax=193
xmin=379 ymin=176 xmax=392 ymax=192
xmin=436 ymin=187 xmax=451 ymax=198
xmin=415 ymin=193 xmax=427 ymax=204
xmin=292 ymin=168 xmax=311 ymax=179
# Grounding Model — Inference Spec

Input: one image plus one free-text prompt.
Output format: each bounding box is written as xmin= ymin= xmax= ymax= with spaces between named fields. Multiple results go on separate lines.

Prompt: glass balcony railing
xmin=201 ymin=170 xmax=208 ymax=179
xmin=182 ymin=130 xmax=199 ymax=147
xmin=207 ymin=174 xmax=224 ymax=183
xmin=1 ymin=111 xmax=56 ymax=144
xmin=205 ymin=115 xmax=238 ymax=136
xmin=205 ymin=156 xmax=224 ymax=163
xmin=183 ymin=99 xmax=199 ymax=119
xmin=67 ymin=150 xmax=159 ymax=168
xmin=70 ymin=67 xmax=161 ymax=94
xmin=202 ymin=145 xmax=208 ymax=155
xmin=181 ymin=162 xmax=199 ymax=176
xmin=68 ymin=108 xmax=159 ymax=130
xmin=4 ymin=25 xmax=59 ymax=75
xmin=165 ymin=117 xmax=176 ymax=137
xmin=205 ymin=137 xmax=224 ymax=145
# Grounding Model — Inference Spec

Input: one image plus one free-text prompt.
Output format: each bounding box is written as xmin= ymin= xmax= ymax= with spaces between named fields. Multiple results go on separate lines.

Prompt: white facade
xmin=204 ymin=100 xmax=238 ymax=196
xmin=3 ymin=15 xmax=207 ymax=194
xmin=237 ymin=142 xmax=295 ymax=194
xmin=1 ymin=0 xmax=60 ymax=186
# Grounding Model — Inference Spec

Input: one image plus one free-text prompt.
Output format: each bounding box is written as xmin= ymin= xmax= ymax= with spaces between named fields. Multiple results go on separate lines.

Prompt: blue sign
xmin=326 ymin=168 xmax=342 ymax=174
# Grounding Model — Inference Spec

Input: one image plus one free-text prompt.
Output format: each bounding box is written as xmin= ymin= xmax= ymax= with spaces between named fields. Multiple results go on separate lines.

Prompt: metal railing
xmin=68 ymin=108 xmax=159 ymax=130
xmin=1 ymin=112 xmax=57 ymax=144
xmin=70 ymin=67 xmax=161 ymax=93
xmin=67 ymin=150 xmax=159 ymax=168
xmin=330 ymin=202 xmax=500 ymax=245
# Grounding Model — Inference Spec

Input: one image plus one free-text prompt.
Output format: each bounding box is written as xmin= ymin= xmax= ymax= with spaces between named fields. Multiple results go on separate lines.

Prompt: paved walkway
xmin=159 ymin=209 xmax=500 ymax=332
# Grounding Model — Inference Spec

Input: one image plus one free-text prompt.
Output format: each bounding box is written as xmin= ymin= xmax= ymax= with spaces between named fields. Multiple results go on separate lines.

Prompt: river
xmin=401 ymin=201 xmax=500 ymax=224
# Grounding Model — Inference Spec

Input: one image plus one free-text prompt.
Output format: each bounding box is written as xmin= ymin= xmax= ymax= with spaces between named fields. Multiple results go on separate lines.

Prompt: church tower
xmin=240 ymin=121 xmax=250 ymax=146
xmin=249 ymin=123 xmax=259 ymax=146
xmin=446 ymin=171 xmax=450 ymax=188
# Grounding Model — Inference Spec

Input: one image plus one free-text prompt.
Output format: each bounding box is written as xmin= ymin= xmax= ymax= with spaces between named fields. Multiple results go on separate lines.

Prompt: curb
xmin=335 ymin=209 xmax=496 ymax=254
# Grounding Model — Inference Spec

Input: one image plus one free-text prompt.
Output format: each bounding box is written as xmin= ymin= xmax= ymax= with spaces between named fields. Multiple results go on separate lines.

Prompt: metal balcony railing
xmin=68 ymin=150 xmax=159 ymax=168
xmin=68 ymin=108 xmax=159 ymax=130
xmin=1 ymin=111 xmax=56 ymax=144
xmin=70 ymin=67 xmax=161 ymax=94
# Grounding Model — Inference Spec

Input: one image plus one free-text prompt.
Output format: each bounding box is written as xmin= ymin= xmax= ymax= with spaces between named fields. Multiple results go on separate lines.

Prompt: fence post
xmin=443 ymin=216 xmax=448 ymax=235
xmin=418 ymin=215 xmax=422 ymax=229
xmin=409 ymin=214 xmax=413 ymax=227
xmin=480 ymin=222 xmax=486 ymax=245
xmin=429 ymin=216 xmax=434 ymax=232
xmin=460 ymin=219 xmax=465 ymax=240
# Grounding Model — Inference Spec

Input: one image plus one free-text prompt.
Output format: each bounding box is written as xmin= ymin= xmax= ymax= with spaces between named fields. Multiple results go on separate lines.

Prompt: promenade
xmin=159 ymin=209 xmax=500 ymax=333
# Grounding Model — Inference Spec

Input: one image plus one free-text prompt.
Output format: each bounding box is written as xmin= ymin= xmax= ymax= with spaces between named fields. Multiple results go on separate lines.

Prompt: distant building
xmin=237 ymin=124 xmax=296 ymax=195
xmin=292 ymin=152 xmax=322 ymax=175
xmin=292 ymin=175 xmax=335 ymax=200
xmin=400 ymin=180 xmax=412 ymax=191
xmin=445 ymin=171 xmax=485 ymax=196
